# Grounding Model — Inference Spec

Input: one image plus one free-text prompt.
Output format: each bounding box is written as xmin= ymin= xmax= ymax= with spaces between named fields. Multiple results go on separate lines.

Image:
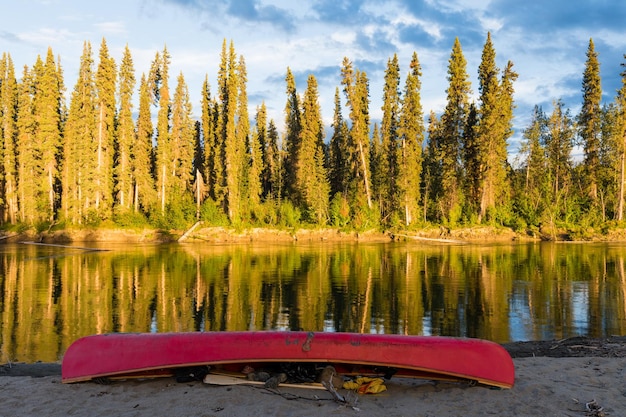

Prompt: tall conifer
xmin=170 ymin=72 xmax=195 ymax=194
xmin=16 ymin=65 xmax=38 ymax=223
xmin=579 ymin=38 xmax=602 ymax=201
xmin=62 ymin=42 xmax=97 ymax=223
xmin=283 ymin=68 xmax=301 ymax=199
xmin=0 ymin=54 xmax=18 ymax=223
xmin=615 ymin=55 xmax=626 ymax=220
xmin=341 ymin=57 xmax=372 ymax=210
xmin=250 ymin=103 xmax=266 ymax=208
xmin=438 ymin=38 xmax=471 ymax=223
xmin=379 ymin=54 xmax=401 ymax=222
xmin=235 ymin=54 xmax=250 ymax=220
xmin=398 ymin=52 xmax=425 ymax=226
xmin=133 ymin=74 xmax=156 ymax=213
xmin=474 ymin=33 xmax=516 ymax=222
xmin=115 ymin=45 xmax=135 ymax=210
xmin=297 ymin=74 xmax=329 ymax=223
xmin=328 ymin=88 xmax=349 ymax=197
xmin=95 ymin=39 xmax=116 ymax=218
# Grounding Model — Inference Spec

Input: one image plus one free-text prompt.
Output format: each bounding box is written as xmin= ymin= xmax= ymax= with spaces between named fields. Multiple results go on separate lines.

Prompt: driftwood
xmin=20 ymin=241 xmax=109 ymax=252
xmin=178 ymin=221 xmax=203 ymax=242
xmin=392 ymin=233 xmax=466 ymax=244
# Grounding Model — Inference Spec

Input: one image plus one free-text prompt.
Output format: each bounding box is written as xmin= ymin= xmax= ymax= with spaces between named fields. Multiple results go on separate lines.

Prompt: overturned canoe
xmin=61 ymin=331 xmax=515 ymax=388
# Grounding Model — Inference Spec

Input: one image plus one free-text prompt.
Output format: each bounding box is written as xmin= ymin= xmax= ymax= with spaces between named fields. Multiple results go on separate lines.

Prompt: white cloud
xmin=94 ymin=21 xmax=127 ymax=35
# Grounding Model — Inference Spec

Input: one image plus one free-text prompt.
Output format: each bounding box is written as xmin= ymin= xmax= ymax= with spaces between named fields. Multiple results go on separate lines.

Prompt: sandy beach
xmin=1 ymin=337 xmax=625 ymax=417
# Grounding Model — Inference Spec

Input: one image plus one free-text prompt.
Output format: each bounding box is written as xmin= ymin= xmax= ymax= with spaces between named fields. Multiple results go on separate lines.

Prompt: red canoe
xmin=61 ymin=331 xmax=515 ymax=388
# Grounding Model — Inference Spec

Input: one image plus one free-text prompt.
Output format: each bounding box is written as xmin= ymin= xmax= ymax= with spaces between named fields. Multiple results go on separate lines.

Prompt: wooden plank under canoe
xmin=61 ymin=331 xmax=515 ymax=388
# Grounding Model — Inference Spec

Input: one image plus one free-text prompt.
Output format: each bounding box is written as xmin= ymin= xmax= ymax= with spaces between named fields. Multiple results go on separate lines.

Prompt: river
xmin=1 ymin=241 xmax=625 ymax=362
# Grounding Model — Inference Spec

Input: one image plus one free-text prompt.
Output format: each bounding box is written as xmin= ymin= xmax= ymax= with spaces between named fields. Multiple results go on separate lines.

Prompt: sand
xmin=0 ymin=353 xmax=623 ymax=417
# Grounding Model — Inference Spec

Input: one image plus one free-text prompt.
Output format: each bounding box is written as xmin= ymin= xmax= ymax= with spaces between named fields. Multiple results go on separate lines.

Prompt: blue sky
xmin=1 ymin=0 xmax=625 ymax=158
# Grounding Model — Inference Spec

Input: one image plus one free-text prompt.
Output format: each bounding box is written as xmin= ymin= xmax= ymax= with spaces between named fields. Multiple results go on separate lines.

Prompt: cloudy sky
xmin=1 ymin=0 xmax=625 ymax=157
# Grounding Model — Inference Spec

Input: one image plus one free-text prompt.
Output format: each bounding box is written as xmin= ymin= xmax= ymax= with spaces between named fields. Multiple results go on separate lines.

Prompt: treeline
xmin=0 ymin=35 xmax=625 ymax=234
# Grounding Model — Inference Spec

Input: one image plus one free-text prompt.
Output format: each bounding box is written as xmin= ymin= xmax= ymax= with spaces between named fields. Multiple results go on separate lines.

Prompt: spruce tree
xmin=220 ymin=40 xmax=240 ymax=221
xmin=474 ymin=33 xmax=517 ymax=222
xmin=545 ymin=100 xmax=574 ymax=199
xmin=328 ymin=88 xmax=349 ymax=197
xmin=95 ymin=39 xmax=116 ymax=218
xmin=0 ymin=54 xmax=18 ymax=223
xmin=438 ymin=38 xmax=471 ymax=223
xmin=423 ymin=111 xmax=442 ymax=222
xmin=201 ymin=75 xmax=217 ymax=200
xmin=62 ymin=41 xmax=97 ymax=224
xmin=283 ymin=67 xmax=301 ymax=199
xmin=579 ymin=38 xmax=602 ymax=201
xmin=266 ymin=119 xmax=281 ymax=201
xmin=34 ymin=48 xmax=64 ymax=222
xmin=397 ymin=52 xmax=425 ymax=226
xmin=234 ymin=54 xmax=250 ymax=220
xmin=170 ymin=72 xmax=195 ymax=194
xmin=133 ymin=74 xmax=156 ymax=213
xmin=297 ymin=74 xmax=329 ymax=223
xmin=250 ymin=103 xmax=266 ymax=209
xmin=341 ymin=57 xmax=372 ymax=210
xmin=114 ymin=45 xmax=135 ymax=211
xmin=153 ymin=47 xmax=171 ymax=213
xmin=518 ymin=105 xmax=548 ymax=224
xmin=615 ymin=55 xmax=626 ymax=220
xmin=16 ymin=64 xmax=38 ymax=223
xmin=379 ymin=54 xmax=401 ymax=222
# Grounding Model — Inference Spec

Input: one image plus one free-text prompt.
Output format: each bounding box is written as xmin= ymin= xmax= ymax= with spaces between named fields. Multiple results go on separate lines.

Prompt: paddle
xmin=203 ymin=373 xmax=327 ymax=390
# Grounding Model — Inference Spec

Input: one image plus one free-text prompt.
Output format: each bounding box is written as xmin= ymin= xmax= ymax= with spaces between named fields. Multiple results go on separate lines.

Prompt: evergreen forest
xmin=1 ymin=35 xmax=625 ymax=237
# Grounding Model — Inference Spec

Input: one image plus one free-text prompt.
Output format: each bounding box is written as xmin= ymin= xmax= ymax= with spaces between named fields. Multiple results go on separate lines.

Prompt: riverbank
xmin=4 ymin=223 xmax=626 ymax=245
xmin=0 ymin=225 xmax=528 ymax=244
xmin=1 ymin=336 xmax=624 ymax=416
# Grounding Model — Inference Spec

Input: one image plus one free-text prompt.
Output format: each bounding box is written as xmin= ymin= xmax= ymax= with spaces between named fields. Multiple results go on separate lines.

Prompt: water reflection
xmin=1 ymin=242 xmax=626 ymax=362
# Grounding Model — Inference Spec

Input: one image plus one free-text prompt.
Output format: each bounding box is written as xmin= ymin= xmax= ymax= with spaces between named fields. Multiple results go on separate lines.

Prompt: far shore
xmin=2 ymin=224 xmax=626 ymax=244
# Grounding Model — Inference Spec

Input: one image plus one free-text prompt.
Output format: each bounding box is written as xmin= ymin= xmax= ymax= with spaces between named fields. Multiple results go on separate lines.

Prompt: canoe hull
xmin=61 ymin=331 xmax=515 ymax=388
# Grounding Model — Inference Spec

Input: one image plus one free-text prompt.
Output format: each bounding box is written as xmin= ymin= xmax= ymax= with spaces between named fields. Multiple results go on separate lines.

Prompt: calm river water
xmin=1 ymin=241 xmax=626 ymax=362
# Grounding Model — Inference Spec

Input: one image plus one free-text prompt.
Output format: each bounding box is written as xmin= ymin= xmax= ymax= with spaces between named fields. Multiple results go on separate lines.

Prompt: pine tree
xmin=615 ymin=55 xmax=626 ymax=221
xmin=341 ymin=57 xmax=372 ymax=210
xmin=62 ymin=41 xmax=98 ymax=224
xmin=379 ymin=54 xmax=401 ymax=222
xmin=250 ymin=103 xmax=266 ymax=209
xmin=0 ymin=54 xmax=18 ymax=223
xmin=153 ymin=47 xmax=171 ymax=213
xmin=114 ymin=45 xmax=135 ymax=211
xmin=94 ymin=39 xmax=117 ymax=218
xmin=201 ymin=75 xmax=217 ymax=200
xmin=328 ymin=88 xmax=350 ymax=197
xmin=474 ymin=33 xmax=517 ymax=222
xmin=133 ymin=74 xmax=156 ymax=213
xmin=423 ymin=111 xmax=442 ymax=222
xmin=438 ymin=38 xmax=471 ymax=223
xmin=545 ymin=100 xmax=575 ymax=199
xmin=369 ymin=123 xmax=384 ymax=212
xmin=297 ymin=74 xmax=329 ymax=223
xmin=266 ymin=119 xmax=281 ymax=201
xmin=219 ymin=40 xmax=241 ymax=221
xmin=518 ymin=105 xmax=548 ymax=224
xmin=34 ymin=48 xmax=64 ymax=223
xmin=579 ymin=38 xmax=602 ymax=201
xmin=234 ymin=54 xmax=250 ymax=220
xmin=170 ymin=72 xmax=195 ymax=194
xmin=283 ymin=67 xmax=301 ymax=199
xmin=397 ymin=52 xmax=425 ymax=226
xmin=16 ymin=64 xmax=38 ymax=223
xmin=214 ymin=40 xmax=229 ymax=210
